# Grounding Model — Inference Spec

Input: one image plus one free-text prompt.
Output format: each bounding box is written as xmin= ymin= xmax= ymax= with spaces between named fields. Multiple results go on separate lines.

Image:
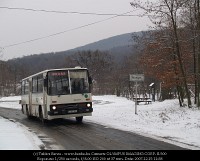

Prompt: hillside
xmin=72 ymin=32 xmax=134 ymax=51
xmin=7 ymin=31 xmax=142 ymax=74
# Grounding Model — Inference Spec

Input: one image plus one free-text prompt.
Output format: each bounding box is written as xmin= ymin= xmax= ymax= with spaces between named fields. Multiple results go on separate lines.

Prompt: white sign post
xmin=129 ymin=74 xmax=144 ymax=115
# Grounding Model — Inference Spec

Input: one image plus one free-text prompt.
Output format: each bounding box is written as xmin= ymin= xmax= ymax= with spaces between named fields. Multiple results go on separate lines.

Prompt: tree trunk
xmin=170 ymin=11 xmax=192 ymax=107
xmin=191 ymin=2 xmax=197 ymax=105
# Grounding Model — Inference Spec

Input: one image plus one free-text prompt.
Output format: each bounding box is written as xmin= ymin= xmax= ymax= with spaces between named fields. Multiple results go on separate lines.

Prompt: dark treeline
xmin=0 ymin=44 xmax=134 ymax=96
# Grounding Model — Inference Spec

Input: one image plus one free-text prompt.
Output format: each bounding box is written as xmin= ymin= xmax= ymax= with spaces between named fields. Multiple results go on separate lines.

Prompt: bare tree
xmin=131 ymin=0 xmax=192 ymax=107
xmin=69 ymin=50 xmax=114 ymax=94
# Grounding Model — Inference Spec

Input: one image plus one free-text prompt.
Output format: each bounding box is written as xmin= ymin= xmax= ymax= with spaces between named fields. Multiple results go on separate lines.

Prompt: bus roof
xmin=21 ymin=67 xmax=88 ymax=81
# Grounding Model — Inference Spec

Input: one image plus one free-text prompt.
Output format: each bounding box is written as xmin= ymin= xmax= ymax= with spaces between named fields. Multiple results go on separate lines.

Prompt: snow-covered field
xmin=0 ymin=95 xmax=200 ymax=150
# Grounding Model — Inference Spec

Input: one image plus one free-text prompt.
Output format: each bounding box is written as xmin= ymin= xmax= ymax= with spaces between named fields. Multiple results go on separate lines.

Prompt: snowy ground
xmin=0 ymin=116 xmax=44 ymax=150
xmin=0 ymin=95 xmax=200 ymax=150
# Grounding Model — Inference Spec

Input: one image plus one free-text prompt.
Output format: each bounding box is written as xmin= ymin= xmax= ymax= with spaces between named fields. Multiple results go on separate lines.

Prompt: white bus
xmin=20 ymin=67 xmax=93 ymax=123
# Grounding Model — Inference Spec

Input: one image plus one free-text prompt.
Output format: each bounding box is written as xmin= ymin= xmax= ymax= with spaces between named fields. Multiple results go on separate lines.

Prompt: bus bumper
xmin=47 ymin=106 xmax=93 ymax=120
xmin=47 ymin=112 xmax=92 ymax=120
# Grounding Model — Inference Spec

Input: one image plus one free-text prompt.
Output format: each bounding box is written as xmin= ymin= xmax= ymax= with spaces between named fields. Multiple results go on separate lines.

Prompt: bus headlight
xmin=52 ymin=106 xmax=57 ymax=110
xmin=86 ymin=103 xmax=91 ymax=108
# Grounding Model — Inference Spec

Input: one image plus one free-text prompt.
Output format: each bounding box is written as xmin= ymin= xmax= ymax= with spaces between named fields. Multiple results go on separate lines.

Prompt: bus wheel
xmin=26 ymin=106 xmax=31 ymax=119
xmin=39 ymin=107 xmax=45 ymax=124
xmin=76 ymin=116 xmax=83 ymax=123
xmin=21 ymin=105 xmax=24 ymax=114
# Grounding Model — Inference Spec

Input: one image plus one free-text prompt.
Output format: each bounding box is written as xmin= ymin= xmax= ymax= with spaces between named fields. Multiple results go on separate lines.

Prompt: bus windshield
xmin=48 ymin=70 xmax=90 ymax=95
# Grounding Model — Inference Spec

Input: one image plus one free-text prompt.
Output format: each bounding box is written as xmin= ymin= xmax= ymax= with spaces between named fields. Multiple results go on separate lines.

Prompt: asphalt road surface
xmin=0 ymin=107 xmax=188 ymax=150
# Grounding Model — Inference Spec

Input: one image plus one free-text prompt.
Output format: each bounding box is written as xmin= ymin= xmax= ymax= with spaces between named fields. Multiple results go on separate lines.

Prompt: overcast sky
xmin=0 ymin=0 xmax=154 ymax=60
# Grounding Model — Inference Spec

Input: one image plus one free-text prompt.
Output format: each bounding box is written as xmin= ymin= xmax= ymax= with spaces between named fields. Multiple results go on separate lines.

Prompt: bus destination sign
xmin=51 ymin=72 xmax=66 ymax=76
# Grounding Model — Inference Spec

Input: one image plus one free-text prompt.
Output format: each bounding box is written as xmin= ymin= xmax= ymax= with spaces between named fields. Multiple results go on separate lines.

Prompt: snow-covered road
xmin=0 ymin=95 xmax=200 ymax=150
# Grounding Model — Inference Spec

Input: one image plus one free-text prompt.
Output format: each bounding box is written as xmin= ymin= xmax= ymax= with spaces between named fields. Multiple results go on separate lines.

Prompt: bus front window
xmin=48 ymin=71 xmax=70 ymax=95
xmin=69 ymin=70 xmax=89 ymax=94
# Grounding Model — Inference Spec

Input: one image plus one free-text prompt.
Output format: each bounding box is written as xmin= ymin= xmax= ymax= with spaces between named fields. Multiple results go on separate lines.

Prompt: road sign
xmin=129 ymin=74 xmax=144 ymax=82
xmin=129 ymin=74 xmax=144 ymax=115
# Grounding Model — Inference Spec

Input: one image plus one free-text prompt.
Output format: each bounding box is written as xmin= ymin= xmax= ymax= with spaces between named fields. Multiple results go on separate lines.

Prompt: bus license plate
xmin=68 ymin=110 xmax=77 ymax=114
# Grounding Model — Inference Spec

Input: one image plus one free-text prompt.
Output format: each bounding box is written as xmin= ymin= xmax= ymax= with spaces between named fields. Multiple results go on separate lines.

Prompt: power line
xmin=2 ymin=11 xmax=135 ymax=49
xmin=0 ymin=6 xmax=141 ymax=17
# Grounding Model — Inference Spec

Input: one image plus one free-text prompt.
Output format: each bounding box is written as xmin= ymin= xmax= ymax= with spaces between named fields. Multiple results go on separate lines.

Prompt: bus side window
xmin=38 ymin=76 xmax=43 ymax=93
xmin=21 ymin=81 xmax=25 ymax=95
xmin=44 ymin=78 xmax=48 ymax=87
xmin=25 ymin=80 xmax=29 ymax=94
xmin=32 ymin=77 xmax=37 ymax=93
